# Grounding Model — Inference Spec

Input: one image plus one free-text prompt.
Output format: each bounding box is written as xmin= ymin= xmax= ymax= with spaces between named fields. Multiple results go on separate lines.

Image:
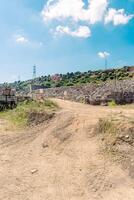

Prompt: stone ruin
xmin=38 ymin=84 xmax=97 ymax=103
xmin=34 ymin=79 xmax=134 ymax=105
xmin=88 ymin=80 xmax=134 ymax=105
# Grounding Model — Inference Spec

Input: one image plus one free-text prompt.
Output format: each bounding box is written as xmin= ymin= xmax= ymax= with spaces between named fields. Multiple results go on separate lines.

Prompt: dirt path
xmin=0 ymin=99 xmax=134 ymax=200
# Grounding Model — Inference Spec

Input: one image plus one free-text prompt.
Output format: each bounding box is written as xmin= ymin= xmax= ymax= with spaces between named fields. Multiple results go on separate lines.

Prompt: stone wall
xmin=35 ymin=84 xmax=97 ymax=102
xmin=33 ymin=79 xmax=134 ymax=105
xmin=89 ymin=80 xmax=134 ymax=105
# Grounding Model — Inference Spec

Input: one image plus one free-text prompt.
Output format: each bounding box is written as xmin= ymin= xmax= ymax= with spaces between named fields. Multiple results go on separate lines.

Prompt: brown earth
xmin=0 ymin=99 xmax=134 ymax=200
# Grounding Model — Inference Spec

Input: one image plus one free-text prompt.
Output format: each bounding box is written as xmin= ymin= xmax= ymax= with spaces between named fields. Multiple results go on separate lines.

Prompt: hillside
xmin=9 ymin=66 xmax=134 ymax=92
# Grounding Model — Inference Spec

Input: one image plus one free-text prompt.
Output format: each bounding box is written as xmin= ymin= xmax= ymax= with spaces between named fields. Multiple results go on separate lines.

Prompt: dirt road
xmin=0 ymin=99 xmax=134 ymax=200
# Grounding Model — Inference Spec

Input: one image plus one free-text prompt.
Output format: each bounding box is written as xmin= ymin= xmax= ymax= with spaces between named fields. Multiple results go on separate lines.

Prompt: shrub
xmin=108 ymin=100 xmax=117 ymax=107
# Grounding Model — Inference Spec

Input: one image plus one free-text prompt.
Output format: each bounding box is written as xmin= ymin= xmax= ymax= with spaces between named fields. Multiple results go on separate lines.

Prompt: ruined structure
xmin=33 ymin=79 xmax=134 ymax=105
xmin=89 ymin=80 xmax=134 ymax=105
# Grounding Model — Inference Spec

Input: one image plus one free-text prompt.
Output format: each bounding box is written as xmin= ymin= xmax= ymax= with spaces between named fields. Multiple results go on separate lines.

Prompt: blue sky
xmin=0 ymin=0 xmax=134 ymax=82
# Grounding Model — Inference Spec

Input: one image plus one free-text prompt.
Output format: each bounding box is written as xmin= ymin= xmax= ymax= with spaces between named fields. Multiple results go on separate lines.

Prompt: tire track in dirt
xmin=0 ymin=99 xmax=134 ymax=200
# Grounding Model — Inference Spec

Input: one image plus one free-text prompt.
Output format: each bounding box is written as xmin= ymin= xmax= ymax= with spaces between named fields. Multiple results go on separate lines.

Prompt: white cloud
xmin=42 ymin=0 xmax=108 ymax=24
xmin=55 ymin=25 xmax=91 ymax=38
xmin=98 ymin=51 xmax=110 ymax=58
xmin=41 ymin=0 xmax=134 ymax=38
xmin=42 ymin=0 xmax=85 ymax=21
xmin=13 ymin=34 xmax=43 ymax=48
xmin=15 ymin=35 xmax=29 ymax=44
xmin=88 ymin=0 xmax=108 ymax=24
xmin=105 ymin=8 xmax=134 ymax=25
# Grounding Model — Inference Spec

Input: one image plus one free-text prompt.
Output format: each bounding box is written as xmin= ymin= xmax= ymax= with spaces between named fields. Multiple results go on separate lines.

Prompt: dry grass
xmin=95 ymin=116 xmax=134 ymax=165
xmin=95 ymin=118 xmax=118 ymax=149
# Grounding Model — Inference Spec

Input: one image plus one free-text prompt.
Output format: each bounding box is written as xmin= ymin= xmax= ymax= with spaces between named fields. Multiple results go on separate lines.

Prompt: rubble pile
xmin=43 ymin=84 xmax=98 ymax=102
xmin=35 ymin=79 xmax=134 ymax=105
xmin=89 ymin=80 xmax=134 ymax=105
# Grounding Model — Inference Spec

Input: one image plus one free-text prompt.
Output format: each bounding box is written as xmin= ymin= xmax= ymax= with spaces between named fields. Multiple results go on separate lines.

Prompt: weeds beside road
xmin=0 ymin=99 xmax=58 ymax=128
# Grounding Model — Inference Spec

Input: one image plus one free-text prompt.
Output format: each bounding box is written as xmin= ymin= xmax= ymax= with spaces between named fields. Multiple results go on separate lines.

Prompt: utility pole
xmin=18 ymin=75 xmax=21 ymax=82
xmin=33 ymin=65 xmax=36 ymax=79
xmin=98 ymin=52 xmax=110 ymax=71
xmin=31 ymin=65 xmax=37 ymax=99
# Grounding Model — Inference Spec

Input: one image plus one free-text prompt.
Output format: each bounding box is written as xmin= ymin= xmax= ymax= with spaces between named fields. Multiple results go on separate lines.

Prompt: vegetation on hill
xmin=9 ymin=66 xmax=134 ymax=92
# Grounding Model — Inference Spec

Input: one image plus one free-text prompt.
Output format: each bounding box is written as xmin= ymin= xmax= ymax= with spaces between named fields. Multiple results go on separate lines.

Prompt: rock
xmin=100 ymin=102 xmax=108 ymax=106
xmin=125 ymin=135 xmax=129 ymax=139
xmin=92 ymin=188 xmax=98 ymax=192
xmin=118 ymin=134 xmax=123 ymax=139
xmin=31 ymin=169 xmax=38 ymax=174
xmin=112 ymin=141 xmax=116 ymax=146
xmin=42 ymin=143 xmax=49 ymax=149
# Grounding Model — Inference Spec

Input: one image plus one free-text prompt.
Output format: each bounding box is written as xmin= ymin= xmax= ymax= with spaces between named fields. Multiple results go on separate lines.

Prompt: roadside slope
xmin=0 ymin=99 xmax=134 ymax=200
